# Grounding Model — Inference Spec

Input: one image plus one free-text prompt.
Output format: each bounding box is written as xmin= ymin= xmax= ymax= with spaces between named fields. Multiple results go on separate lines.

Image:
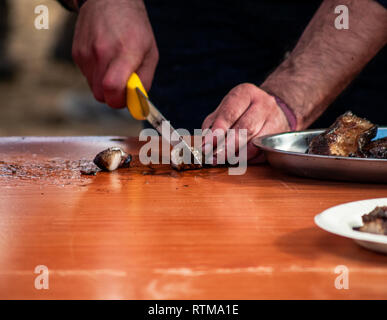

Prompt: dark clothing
xmin=57 ymin=0 xmax=73 ymax=11
xmin=145 ymin=0 xmax=386 ymax=132
xmin=52 ymin=14 xmax=77 ymax=63
xmin=56 ymin=0 xmax=387 ymax=131
xmin=376 ymin=0 xmax=387 ymax=7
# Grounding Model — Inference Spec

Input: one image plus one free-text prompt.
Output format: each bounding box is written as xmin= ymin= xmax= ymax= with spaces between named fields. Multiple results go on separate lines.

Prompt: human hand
xmin=202 ymin=83 xmax=291 ymax=163
xmin=72 ymin=0 xmax=159 ymax=108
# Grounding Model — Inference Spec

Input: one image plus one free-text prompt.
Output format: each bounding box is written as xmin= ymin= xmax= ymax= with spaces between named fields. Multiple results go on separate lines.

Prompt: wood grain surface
xmin=0 ymin=137 xmax=386 ymax=299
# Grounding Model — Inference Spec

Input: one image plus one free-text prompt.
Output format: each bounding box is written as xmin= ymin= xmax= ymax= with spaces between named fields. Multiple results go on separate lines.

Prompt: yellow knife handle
xmin=126 ymin=73 xmax=149 ymax=120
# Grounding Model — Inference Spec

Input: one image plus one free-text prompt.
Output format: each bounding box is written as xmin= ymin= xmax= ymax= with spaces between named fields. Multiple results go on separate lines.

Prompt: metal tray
xmin=252 ymin=128 xmax=387 ymax=183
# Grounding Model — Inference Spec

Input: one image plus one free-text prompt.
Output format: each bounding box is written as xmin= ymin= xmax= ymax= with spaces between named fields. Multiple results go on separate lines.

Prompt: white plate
xmin=315 ymin=198 xmax=387 ymax=254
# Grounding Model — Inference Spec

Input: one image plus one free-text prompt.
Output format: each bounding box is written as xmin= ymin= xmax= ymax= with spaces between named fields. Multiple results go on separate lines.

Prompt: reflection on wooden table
xmin=0 ymin=137 xmax=386 ymax=299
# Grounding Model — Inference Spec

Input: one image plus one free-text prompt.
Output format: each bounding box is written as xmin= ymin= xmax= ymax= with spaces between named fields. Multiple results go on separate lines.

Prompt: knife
xmin=126 ymin=73 xmax=202 ymax=166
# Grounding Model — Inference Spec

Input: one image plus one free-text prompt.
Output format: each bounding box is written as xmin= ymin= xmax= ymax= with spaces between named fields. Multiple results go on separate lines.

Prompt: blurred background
xmin=1 ymin=0 xmax=385 ymax=137
xmin=0 ymin=0 xmax=141 ymax=136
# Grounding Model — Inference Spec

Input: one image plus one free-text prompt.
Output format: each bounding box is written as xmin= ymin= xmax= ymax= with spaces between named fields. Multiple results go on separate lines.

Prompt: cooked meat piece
xmin=353 ymin=206 xmax=387 ymax=235
xmin=93 ymin=147 xmax=132 ymax=171
xmin=171 ymin=146 xmax=202 ymax=171
xmin=358 ymin=137 xmax=387 ymax=159
xmin=80 ymin=169 xmax=98 ymax=176
xmin=308 ymin=111 xmax=377 ymax=157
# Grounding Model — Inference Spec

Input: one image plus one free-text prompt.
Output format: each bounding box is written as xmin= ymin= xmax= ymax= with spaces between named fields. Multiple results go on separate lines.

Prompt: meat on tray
xmin=358 ymin=137 xmax=387 ymax=159
xmin=307 ymin=111 xmax=387 ymax=159
xmin=308 ymin=111 xmax=377 ymax=157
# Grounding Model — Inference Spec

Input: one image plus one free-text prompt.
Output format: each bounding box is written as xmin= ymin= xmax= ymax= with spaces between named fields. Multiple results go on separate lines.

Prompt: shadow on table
xmin=275 ymin=227 xmax=387 ymax=263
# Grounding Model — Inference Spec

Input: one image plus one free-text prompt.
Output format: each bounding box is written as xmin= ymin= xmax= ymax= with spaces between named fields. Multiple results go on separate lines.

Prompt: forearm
xmin=261 ymin=0 xmax=387 ymax=130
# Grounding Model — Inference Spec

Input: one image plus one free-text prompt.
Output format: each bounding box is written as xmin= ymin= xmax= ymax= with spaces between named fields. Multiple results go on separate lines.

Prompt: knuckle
xmin=245 ymin=119 xmax=257 ymax=134
xmin=221 ymin=92 xmax=238 ymax=108
xmin=206 ymin=112 xmax=215 ymax=121
xmin=232 ymin=83 xmax=256 ymax=95
xmin=202 ymin=113 xmax=215 ymax=128
xmin=231 ymin=83 xmax=246 ymax=95
xmin=243 ymin=82 xmax=257 ymax=91
xmin=222 ymin=108 xmax=239 ymax=124
xmin=72 ymin=47 xmax=87 ymax=62
xmin=102 ymin=76 xmax=118 ymax=93
xmin=244 ymin=117 xmax=260 ymax=136
xmin=92 ymin=41 xmax=109 ymax=59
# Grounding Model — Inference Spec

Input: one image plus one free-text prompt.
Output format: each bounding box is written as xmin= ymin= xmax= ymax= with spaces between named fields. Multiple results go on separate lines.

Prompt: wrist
xmin=261 ymin=82 xmax=298 ymax=131
xmin=273 ymin=95 xmax=297 ymax=132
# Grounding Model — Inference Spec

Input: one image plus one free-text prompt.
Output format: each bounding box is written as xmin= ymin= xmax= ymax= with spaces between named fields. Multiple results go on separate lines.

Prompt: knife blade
xmin=135 ymin=88 xmax=202 ymax=166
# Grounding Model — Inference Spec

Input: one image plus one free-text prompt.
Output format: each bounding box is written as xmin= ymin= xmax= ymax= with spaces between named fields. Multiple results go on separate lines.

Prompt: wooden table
xmin=0 ymin=137 xmax=386 ymax=300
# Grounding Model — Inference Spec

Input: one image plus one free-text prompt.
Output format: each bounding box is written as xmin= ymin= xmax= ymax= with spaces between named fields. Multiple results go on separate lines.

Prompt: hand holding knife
xmin=126 ymin=73 xmax=203 ymax=167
